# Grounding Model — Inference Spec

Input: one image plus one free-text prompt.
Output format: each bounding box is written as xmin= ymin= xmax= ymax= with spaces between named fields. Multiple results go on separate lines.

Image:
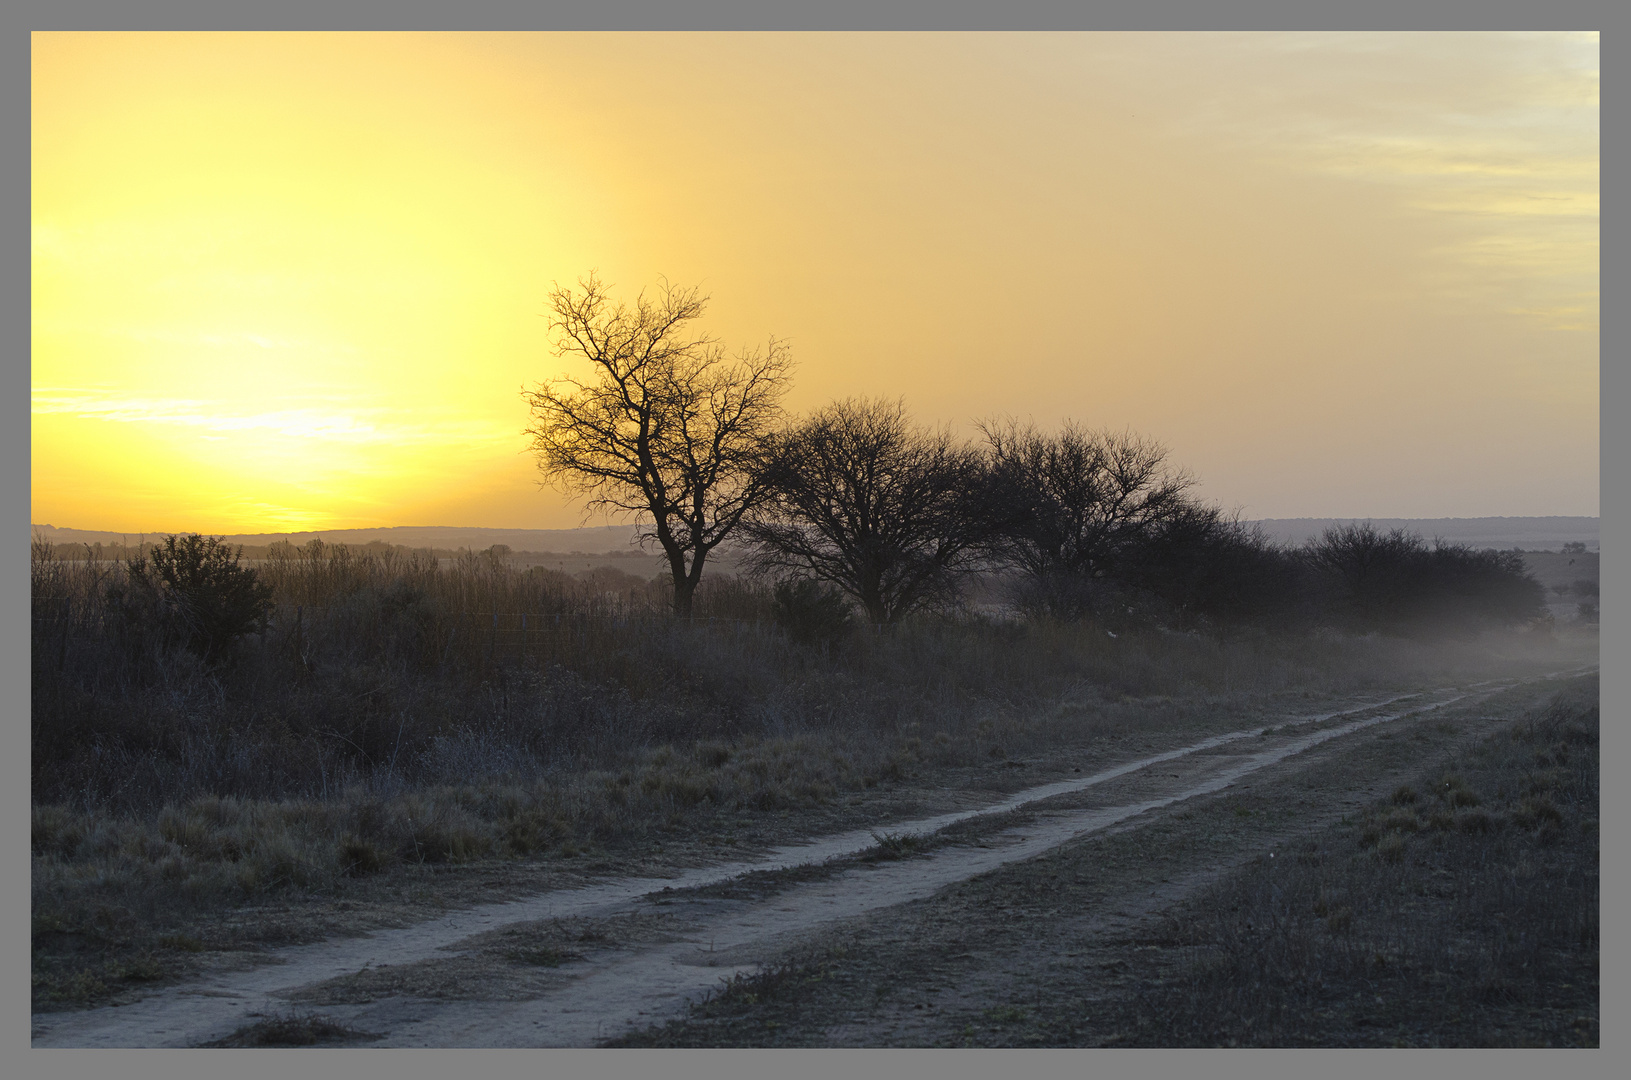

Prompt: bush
xmin=1007 ymin=571 xmax=1118 ymax=625
xmin=771 ymin=578 xmax=855 ymax=645
xmin=109 ymin=535 xmax=274 ymax=664
xmin=1123 ymin=507 xmax=1307 ymax=628
xmin=1303 ymin=525 xmax=1544 ymax=636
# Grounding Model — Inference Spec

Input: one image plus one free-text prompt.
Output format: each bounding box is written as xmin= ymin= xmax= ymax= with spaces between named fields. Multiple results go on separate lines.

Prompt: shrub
xmin=108 ymin=535 xmax=274 ymax=664
xmin=1304 ymin=525 xmax=1545 ymax=636
xmin=1122 ymin=508 xmax=1307 ymax=628
xmin=771 ymin=578 xmax=856 ymax=645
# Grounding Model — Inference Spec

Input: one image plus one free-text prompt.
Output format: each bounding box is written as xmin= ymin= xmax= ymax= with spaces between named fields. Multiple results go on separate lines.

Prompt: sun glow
xmin=32 ymin=32 xmax=1597 ymax=533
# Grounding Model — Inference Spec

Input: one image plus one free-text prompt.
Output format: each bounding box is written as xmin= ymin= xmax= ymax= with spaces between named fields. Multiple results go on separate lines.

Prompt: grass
xmin=1096 ymin=676 xmax=1599 ymax=1047
xmin=684 ymin=947 xmax=852 ymax=1021
xmin=510 ymin=942 xmax=582 ymax=967
xmin=30 ymin=537 xmax=1594 ymax=1013
xmin=864 ymin=831 xmax=936 ymax=861
xmin=202 ymin=1011 xmax=380 ymax=1047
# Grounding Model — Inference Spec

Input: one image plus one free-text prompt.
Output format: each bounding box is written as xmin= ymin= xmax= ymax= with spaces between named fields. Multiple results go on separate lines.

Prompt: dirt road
xmin=31 ymin=667 xmax=1593 ymax=1048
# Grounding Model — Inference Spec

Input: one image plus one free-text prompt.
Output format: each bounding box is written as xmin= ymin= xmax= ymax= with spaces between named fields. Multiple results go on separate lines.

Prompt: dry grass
xmin=1097 ymin=676 xmax=1599 ymax=1047
xmin=30 ymin=537 xmax=1592 ymax=1012
xmin=202 ymin=1010 xmax=380 ymax=1047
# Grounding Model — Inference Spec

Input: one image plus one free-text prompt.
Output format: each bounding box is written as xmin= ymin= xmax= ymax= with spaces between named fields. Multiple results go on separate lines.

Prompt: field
xmin=1521 ymin=551 xmax=1600 ymax=623
xmin=30 ymin=539 xmax=1598 ymax=1047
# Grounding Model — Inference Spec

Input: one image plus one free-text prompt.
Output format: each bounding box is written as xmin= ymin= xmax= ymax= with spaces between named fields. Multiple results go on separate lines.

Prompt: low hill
xmin=31 ymin=517 xmax=1598 ymax=555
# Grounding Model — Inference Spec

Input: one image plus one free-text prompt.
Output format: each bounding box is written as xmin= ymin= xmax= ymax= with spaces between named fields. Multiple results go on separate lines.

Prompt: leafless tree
xmin=743 ymin=398 xmax=991 ymax=625
xmin=981 ymin=419 xmax=1194 ymax=619
xmin=523 ymin=275 xmax=792 ymax=617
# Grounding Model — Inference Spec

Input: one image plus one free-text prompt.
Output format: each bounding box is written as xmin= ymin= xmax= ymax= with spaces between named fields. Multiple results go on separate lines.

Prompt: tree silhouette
xmin=980 ymin=419 xmax=1193 ymax=619
xmin=524 ymin=275 xmax=792 ymax=617
xmin=745 ymin=398 xmax=991 ymax=624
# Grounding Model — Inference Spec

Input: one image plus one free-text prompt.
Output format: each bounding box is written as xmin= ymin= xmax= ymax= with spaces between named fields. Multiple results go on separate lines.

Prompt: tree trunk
xmin=672 ymin=578 xmax=696 ymax=618
xmin=681 ymin=547 xmax=710 ymax=619
xmin=663 ymin=550 xmax=696 ymax=618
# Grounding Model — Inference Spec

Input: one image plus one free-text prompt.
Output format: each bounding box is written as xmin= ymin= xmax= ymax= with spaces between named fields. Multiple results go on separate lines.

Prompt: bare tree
xmin=981 ymin=419 xmax=1193 ymax=619
xmin=743 ymin=398 xmax=991 ymax=625
xmin=1122 ymin=502 xmax=1303 ymax=627
xmin=523 ymin=275 xmax=792 ymax=617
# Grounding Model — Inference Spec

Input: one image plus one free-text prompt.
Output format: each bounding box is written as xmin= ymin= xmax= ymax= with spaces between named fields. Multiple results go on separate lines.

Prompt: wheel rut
xmin=31 ymin=669 xmax=1591 ymax=1048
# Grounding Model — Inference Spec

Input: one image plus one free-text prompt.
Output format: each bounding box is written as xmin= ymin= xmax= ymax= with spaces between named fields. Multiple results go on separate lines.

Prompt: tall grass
xmin=30 ymin=537 xmax=1589 ymax=1011
xmin=32 ymin=536 xmax=1576 ymax=816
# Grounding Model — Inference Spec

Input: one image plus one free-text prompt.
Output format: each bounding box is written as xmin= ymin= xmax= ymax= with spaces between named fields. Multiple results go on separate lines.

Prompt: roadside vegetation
xmin=602 ymin=676 xmax=1597 ymax=1049
xmin=1095 ymin=676 xmax=1600 ymax=1047
xmin=30 ymin=531 xmax=1581 ymax=1012
xmin=31 ymin=278 xmax=1585 ymax=1021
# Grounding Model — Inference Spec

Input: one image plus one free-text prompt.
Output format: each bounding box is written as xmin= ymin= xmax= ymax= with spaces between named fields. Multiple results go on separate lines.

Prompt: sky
xmin=31 ymin=32 xmax=1599 ymax=534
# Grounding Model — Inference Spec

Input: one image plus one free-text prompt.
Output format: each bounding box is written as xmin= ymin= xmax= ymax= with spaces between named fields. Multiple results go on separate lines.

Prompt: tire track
xmin=32 ymin=671 xmax=1589 ymax=1048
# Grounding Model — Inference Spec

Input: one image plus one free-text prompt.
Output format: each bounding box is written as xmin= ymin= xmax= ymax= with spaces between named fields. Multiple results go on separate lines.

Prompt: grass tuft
xmin=1094 ymin=676 xmax=1599 ymax=1047
xmin=203 ymin=1011 xmax=379 ymax=1047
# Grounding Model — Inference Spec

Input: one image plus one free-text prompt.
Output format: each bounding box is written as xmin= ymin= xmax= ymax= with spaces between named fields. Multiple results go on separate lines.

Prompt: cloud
xmin=31 ymin=388 xmax=518 ymax=449
xmin=1108 ymin=31 xmax=1598 ymax=317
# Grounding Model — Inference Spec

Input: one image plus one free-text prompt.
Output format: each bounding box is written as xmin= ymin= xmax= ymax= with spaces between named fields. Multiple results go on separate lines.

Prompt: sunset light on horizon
xmin=31 ymin=31 xmax=1599 ymax=536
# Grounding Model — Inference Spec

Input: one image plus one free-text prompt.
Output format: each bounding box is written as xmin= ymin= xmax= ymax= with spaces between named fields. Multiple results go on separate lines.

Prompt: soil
xmin=30 ymin=666 xmax=1595 ymax=1047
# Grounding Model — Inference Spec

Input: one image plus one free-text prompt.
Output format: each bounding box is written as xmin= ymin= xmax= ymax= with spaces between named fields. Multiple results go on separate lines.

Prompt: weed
xmin=1375 ymin=832 xmax=1406 ymax=863
xmin=512 ymin=945 xmax=579 ymax=968
xmin=865 ymin=831 xmax=932 ymax=861
xmin=33 ymin=969 xmax=108 ymax=1007
xmin=203 ymin=1011 xmax=379 ymax=1047
xmin=1512 ymin=797 xmax=1564 ymax=830
xmin=1435 ymin=775 xmax=1480 ymax=807
xmin=158 ymin=934 xmax=206 ymax=952
xmin=1375 ymin=807 xmax=1422 ymax=833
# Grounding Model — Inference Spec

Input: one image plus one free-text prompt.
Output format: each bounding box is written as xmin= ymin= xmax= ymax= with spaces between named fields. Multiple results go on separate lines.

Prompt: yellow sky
xmin=31 ymin=32 xmax=1598 ymax=533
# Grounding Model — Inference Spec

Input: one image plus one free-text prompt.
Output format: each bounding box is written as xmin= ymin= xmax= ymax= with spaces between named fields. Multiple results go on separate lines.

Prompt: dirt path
xmin=620 ymin=670 xmax=1597 ymax=1047
xmin=30 ymin=669 xmax=1591 ymax=1047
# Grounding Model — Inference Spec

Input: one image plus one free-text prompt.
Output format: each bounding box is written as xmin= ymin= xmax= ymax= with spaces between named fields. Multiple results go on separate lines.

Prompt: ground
xmin=32 ymin=665 xmax=1597 ymax=1048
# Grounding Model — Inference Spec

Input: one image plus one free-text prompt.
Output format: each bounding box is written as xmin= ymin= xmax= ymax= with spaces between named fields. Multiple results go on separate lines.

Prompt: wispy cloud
xmin=1112 ymin=32 xmax=1598 ymax=324
xmin=31 ymin=388 xmax=518 ymax=448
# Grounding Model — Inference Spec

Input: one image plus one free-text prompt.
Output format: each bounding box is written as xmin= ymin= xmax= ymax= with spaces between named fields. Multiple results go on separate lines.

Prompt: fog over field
xmin=27 ymin=515 xmax=1602 ymax=556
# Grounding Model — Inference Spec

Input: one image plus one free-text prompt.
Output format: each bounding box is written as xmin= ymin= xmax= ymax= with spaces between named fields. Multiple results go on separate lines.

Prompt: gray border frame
xmin=14 ymin=7 xmax=1613 ymax=1080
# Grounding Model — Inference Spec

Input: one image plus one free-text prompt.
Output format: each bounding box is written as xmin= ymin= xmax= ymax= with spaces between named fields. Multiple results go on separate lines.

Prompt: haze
xmin=31 ymin=31 xmax=1599 ymax=535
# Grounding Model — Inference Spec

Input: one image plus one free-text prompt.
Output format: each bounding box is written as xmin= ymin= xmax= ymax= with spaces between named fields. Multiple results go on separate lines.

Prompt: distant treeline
xmin=720 ymin=403 xmax=1546 ymax=638
xmin=30 ymin=536 xmax=656 ymax=564
xmin=513 ymin=280 xmax=1550 ymax=633
xmin=31 ymin=403 xmax=1549 ymax=646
